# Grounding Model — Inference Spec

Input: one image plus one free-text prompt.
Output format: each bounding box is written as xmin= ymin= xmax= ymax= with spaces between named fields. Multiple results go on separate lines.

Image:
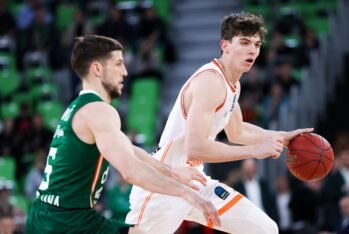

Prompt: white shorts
xmin=126 ymin=176 xmax=278 ymax=234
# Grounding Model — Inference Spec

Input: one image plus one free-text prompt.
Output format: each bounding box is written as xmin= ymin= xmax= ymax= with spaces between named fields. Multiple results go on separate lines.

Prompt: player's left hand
xmin=171 ymin=167 xmax=207 ymax=190
xmin=282 ymin=128 xmax=314 ymax=147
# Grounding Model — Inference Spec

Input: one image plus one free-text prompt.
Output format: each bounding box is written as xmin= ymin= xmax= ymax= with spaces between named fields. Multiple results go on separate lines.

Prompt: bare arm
xmin=225 ymin=103 xmax=313 ymax=146
xmin=132 ymin=146 xmax=207 ymax=190
xmin=184 ymin=72 xmax=283 ymax=163
xmin=78 ymin=102 xmax=220 ymax=225
xmin=225 ymin=103 xmax=278 ymax=145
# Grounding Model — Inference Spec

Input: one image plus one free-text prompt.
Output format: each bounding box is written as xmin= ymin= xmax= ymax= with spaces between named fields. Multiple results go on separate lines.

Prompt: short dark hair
xmin=221 ymin=12 xmax=267 ymax=42
xmin=71 ymin=35 xmax=123 ymax=78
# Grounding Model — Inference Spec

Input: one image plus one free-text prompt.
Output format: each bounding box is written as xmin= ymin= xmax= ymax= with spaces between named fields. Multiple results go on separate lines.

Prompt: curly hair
xmin=221 ymin=12 xmax=267 ymax=42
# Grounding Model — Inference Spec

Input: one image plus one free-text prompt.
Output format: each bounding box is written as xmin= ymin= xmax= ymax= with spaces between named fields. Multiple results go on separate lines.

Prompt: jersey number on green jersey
xmin=39 ymin=147 xmax=57 ymax=190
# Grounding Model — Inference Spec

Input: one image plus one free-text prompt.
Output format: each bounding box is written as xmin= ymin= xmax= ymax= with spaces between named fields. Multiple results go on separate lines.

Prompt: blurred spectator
xmin=137 ymin=4 xmax=176 ymax=63
xmin=0 ymin=118 xmax=19 ymax=156
xmin=0 ymin=204 xmax=15 ymax=234
xmin=239 ymin=93 xmax=261 ymax=124
xmin=30 ymin=114 xmax=52 ymax=152
xmin=0 ymin=181 xmax=25 ymax=234
xmin=232 ymin=159 xmax=279 ymax=223
xmin=0 ymin=0 xmax=16 ymax=37
xmin=321 ymin=149 xmax=349 ymax=231
xmin=289 ymin=181 xmax=323 ymax=234
xmin=132 ymin=37 xmax=163 ymax=80
xmin=333 ymin=132 xmax=349 ymax=153
xmin=61 ymin=10 xmax=94 ymax=50
xmin=16 ymin=0 xmax=52 ymax=30
xmin=97 ymin=6 xmax=135 ymax=46
xmin=268 ymin=31 xmax=294 ymax=58
xmin=295 ymin=27 xmax=320 ymax=67
xmin=14 ymin=103 xmax=32 ymax=154
xmin=274 ymin=12 xmax=306 ymax=36
xmin=0 ymin=181 xmax=13 ymax=215
xmin=24 ymin=4 xmax=54 ymax=53
xmin=127 ymin=129 xmax=145 ymax=148
xmin=262 ymin=82 xmax=289 ymax=129
xmin=275 ymin=175 xmax=293 ymax=234
xmin=336 ymin=195 xmax=349 ymax=234
xmin=241 ymin=66 xmax=266 ymax=103
xmin=24 ymin=149 xmax=46 ymax=201
xmin=274 ymin=58 xmax=300 ymax=95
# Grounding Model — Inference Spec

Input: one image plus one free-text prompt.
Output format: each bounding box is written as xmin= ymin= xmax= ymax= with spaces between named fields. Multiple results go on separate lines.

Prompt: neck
xmin=82 ymin=81 xmax=111 ymax=103
xmin=218 ymin=57 xmax=242 ymax=85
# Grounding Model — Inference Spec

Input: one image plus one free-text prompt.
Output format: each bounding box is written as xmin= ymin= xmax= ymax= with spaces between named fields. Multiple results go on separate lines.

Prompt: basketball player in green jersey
xmin=25 ymin=35 xmax=220 ymax=234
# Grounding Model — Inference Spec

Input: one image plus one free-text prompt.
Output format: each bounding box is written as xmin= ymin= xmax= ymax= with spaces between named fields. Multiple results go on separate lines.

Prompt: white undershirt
xmin=277 ymin=192 xmax=291 ymax=229
xmin=245 ymin=179 xmax=264 ymax=211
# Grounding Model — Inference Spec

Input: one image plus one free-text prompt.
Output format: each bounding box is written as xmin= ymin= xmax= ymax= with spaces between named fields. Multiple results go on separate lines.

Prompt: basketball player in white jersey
xmin=126 ymin=12 xmax=313 ymax=234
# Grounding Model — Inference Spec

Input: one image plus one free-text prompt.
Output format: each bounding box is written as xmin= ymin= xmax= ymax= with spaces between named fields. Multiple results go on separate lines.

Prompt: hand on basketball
xmin=171 ymin=167 xmax=207 ymax=190
xmin=282 ymin=128 xmax=314 ymax=147
xmin=255 ymin=136 xmax=284 ymax=159
xmin=182 ymin=189 xmax=221 ymax=227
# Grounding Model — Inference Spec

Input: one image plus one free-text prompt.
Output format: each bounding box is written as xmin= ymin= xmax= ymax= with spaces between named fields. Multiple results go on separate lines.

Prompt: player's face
xmin=224 ymin=34 xmax=262 ymax=73
xmin=101 ymin=51 xmax=128 ymax=99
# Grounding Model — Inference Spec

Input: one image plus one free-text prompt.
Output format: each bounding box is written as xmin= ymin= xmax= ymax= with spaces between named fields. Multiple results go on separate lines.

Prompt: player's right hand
xmin=182 ymin=189 xmax=221 ymax=227
xmin=254 ymin=136 xmax=284 ymax=159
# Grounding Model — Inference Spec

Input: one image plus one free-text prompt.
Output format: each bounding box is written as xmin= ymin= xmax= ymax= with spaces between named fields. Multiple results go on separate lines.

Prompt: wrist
xmin=244 ymin=145 xmax=258 ymax=159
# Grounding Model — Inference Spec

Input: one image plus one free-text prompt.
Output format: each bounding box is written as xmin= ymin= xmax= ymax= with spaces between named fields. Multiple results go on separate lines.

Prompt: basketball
xmin=286 ymin=133 xmax=334 ymax=181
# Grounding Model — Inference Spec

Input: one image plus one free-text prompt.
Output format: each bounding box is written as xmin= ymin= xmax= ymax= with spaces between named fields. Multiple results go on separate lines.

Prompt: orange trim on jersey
xmin=212 ymin=59 xmax=236 ymax=93
xmin=136 ymin=143 xmax=172 ymax=226
xmin=180 ymin=69 xmax=227 ymax=119
xmin=207 ymin=193 xmax=244 ymax=228
xmin=90 ymin=155 xmax=104 ymax=208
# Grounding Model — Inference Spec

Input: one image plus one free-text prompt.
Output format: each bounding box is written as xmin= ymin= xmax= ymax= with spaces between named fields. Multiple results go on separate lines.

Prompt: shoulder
xmin=75 ymin=101 xmax=121 ymax=127
xmin=189 ymin=69 xmax=226 ymax=93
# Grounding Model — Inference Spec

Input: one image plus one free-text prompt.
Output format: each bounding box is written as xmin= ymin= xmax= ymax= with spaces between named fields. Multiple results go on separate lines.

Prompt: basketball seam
xmin=287 ymin=150 xmax=333 ymax=162
xmin=289 ymin=159 xmax=323 ymax=169
xmin=301 ymin=134 xmax=332 ymax=151
xmin=309 ymin=161 xmax=321 ymax=180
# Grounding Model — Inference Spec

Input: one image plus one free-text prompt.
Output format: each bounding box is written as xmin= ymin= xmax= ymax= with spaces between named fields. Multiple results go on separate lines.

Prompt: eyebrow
xmin=114 ymin=58 xmax=124 ymax=63
xmin=240 ymin=38 xmax=262 ymax=44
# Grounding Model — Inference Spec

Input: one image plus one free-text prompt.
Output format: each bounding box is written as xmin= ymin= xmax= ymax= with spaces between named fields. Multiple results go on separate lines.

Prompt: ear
xmin=90 ymin=61 xmax=103 ymax=78
xmin=220 ymin=39 xmax=229 ymax=54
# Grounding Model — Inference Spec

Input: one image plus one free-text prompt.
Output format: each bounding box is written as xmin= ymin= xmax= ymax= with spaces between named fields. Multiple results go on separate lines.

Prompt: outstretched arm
xmin=225 ymin=102 xmax=313 ymax=146
xmin=132 ymin=146 xmax=207 ymax=190
xmin=80 ymin=102 xmax=220 ymax=226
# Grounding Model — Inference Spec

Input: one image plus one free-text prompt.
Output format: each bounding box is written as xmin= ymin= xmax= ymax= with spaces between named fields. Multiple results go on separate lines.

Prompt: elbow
xmin=185 ymin=141 xmax=203 ymax=161
xmin=120 ymin=170 xmax=138 ymax=184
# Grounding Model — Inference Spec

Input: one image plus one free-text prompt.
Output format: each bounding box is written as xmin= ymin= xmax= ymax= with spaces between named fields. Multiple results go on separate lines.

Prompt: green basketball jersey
xmin=37 ymin=91 xmax=110 ymax=209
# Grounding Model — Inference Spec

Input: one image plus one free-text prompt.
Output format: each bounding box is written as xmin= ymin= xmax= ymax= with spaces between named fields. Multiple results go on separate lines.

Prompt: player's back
xmin=36 ymin=90 xmax=110 ymax=209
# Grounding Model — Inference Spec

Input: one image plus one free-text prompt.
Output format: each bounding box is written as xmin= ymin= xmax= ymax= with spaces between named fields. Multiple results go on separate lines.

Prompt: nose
xmin=122 ymin=64 xmax=128 ymax=77
xmin=249 ymin=45 xmax=257 ymax=54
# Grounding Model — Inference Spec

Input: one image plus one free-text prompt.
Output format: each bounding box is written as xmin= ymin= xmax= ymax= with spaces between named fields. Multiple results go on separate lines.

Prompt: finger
xmin=211 ymin=212 xmax=221 ymax=227
xmin=193 ymin=173 xmax=208 ymax=185
xmin=192 ymin=170 xmax=207 ymax=182
xmin=188 ymin=182 xmax=199 ymax=191
xmin=192 ymin=175 xmax=207 ymax=186
xmin=191 ymin=169 xmax=207 ymax=181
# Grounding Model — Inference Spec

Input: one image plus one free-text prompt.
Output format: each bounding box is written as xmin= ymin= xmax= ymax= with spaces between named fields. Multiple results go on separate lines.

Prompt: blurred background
xmin=0 ymin=0 xmax=348 ymax=233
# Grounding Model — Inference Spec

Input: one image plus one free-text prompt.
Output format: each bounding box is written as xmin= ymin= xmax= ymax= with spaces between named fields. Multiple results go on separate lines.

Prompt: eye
xmin=241 ymin=41 xmax=249 ymax=46
xmin=255 ymin=43 xmax=261 ymax=48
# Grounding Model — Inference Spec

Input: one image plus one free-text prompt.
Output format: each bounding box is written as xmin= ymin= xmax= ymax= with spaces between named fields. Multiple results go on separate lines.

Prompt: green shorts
xmin=25 ymin=200 xmax=131 ymax=234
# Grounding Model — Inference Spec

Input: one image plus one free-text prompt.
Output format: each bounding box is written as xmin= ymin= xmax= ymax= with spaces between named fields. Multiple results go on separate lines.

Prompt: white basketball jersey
xmin=154 ymin=58 xmax=240 ymax=170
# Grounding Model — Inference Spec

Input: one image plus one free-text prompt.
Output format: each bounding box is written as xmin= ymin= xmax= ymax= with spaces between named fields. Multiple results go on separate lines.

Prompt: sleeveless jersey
xmin=156 ymin=59 xmax=240 ymax=170
xmin=36 ymin=90 xmax=110 ymax=209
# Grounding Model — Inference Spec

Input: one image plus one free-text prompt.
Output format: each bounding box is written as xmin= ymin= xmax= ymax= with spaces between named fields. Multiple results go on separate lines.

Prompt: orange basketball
xmin=286 ymin=133 xmax=334 ymax=181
